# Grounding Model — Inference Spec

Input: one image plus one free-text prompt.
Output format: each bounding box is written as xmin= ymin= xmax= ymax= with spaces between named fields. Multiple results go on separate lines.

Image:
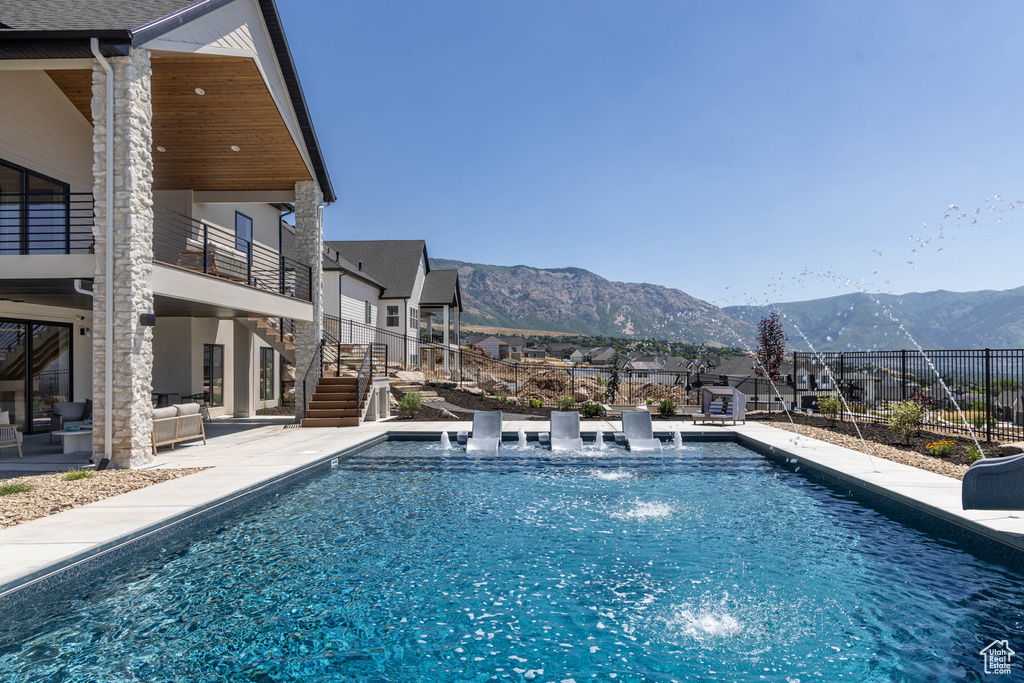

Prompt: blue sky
xmin=281 ymin=0 xmax=1024 ymax=305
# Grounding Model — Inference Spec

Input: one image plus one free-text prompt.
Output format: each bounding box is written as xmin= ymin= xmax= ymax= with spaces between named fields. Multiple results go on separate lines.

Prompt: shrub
xmin=925 ymin=440 xmax=956 ymax=457
xmin=964 ymin=445 xmax=984 ymax=463
xmin=580 ymin=402 xmax=603 ymax=418
xmin=397 ymin=392 xmax=422 ymax=418
xmin=528 ymin=398 xmax=544 ymax=408
xmin=0 ymin=481 xmax=31 ymax=496
xmin=557 ymin=396 xmax=575 ymax=411
xmin=494 ymin=392 xmax=511 ymax=405
xmin=817 ymin=393 xmax=843 ymax=421
xmin=658 ymin=399 xmax=677 ymax=417
xmin=63 ymin=467 xmax=95 ymax=481
xmin=888 ymin=400 xmax=924 ymax=443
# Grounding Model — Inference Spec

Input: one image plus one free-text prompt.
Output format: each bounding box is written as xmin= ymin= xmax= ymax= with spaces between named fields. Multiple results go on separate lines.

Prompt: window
xmin=235 ymin=211 xmax=253 ymax=252
xmin=203 ymin=344 xmax=224 ymax=407
xmin=365 ymin=301 xmax=372 ymax=325
xmin=260 ymin=347 xmax=275 ymax=401
xmin=0 ymin=159 xmax=70 ymax=255
xmin=386 ymin=305 xmax=399 ymax=327
xmin=408 ymin=306 xmax=418 ymax=333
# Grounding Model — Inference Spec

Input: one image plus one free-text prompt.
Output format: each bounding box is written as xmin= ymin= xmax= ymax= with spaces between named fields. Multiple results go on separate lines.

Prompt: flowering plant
xmin=925 ymin=440 xmax=955 ymax=457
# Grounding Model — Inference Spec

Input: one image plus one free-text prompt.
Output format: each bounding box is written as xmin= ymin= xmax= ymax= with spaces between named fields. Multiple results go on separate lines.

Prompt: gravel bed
xmin=766 ymin=421 xmax=970 ymax=480
xmin=0 ymin=468 xmax=206 ymax=530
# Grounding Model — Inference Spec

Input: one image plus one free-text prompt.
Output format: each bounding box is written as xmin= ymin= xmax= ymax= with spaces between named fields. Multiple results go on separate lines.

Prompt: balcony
xmin=0 ymin=192 xmax=95 ymax=255
xmin=151 ymin=204 xmax=311 ymax=302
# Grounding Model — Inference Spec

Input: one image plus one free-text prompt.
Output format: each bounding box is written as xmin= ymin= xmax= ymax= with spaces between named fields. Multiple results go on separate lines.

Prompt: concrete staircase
xmin=300 ymin=376 xmax=369 ymax=427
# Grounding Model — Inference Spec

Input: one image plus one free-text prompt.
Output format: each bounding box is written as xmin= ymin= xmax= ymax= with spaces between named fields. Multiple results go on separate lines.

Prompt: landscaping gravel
xmin=0 ymin=468 xmax=205 ymax=530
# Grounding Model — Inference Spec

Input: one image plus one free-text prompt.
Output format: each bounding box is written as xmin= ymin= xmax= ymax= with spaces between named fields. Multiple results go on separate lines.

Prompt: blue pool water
xmin=3 ymin=441 xmax=1023 ymax=681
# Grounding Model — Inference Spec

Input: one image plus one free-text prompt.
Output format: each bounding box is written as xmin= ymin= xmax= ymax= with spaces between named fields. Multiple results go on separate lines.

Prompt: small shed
xmin=700 ymin=386 xmax=747 ymax=422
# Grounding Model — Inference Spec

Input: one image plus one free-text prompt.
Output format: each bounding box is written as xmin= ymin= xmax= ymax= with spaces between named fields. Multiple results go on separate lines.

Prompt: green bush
xmin=397 ymin=392 xmax=422 ymax=418
xmin=816 ymin=393 xmax=843 ymax=420
xmin=494 ymin=392 xmax=511 ymax=405
xmin=965 ymin=445 xmax=984 ymax=463
xmin=888 ymin=400 xmax=924 ymax=443
xmin=557 ymin=396 xmax=575 ymax=411
xmin=580 ymin=402 xmax=603 ymax=418
xmin=528 ymin=398 xmax=544 ymax=408
xmin=658 ymin=399 xmax=677 ymax=417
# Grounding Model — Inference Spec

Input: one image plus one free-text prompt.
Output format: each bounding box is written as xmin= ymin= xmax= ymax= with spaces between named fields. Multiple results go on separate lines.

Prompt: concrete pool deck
xmin=1 ymin=418 xmax=1022 ymax=597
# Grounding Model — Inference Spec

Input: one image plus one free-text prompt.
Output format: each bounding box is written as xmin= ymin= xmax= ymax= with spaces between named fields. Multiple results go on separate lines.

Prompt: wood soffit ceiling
xmin=46 ymin=54 xmax=312 ymax=193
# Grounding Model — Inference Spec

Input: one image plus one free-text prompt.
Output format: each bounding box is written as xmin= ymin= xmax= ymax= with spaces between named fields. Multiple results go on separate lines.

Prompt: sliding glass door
xmin=0 ymin=319 xmax=72 ymax=433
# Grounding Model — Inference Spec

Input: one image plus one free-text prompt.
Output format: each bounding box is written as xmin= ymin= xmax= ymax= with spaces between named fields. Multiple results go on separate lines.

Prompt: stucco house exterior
xmin=0 ymin=0 xmax=334 ymax=467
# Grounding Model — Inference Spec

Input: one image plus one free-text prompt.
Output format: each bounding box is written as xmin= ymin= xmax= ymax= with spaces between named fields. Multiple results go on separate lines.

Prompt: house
xmin=522 ymin=346 xmax=547 ymax=359
xmin=584 ymin=346 xmax=617 ymax=365
xmin=0 ymin=0 xmax=335 ymax=467
xmin=546 ymin=343 xmax=577 ymax=360
xmin=323 ymin=240 xmax=462 ymax=369
xmin=466 ymin=335 xmax=522 ymax=361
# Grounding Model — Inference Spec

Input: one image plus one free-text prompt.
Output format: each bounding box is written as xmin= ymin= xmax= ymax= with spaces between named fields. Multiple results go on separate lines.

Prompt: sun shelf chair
xmin=619 ymin=410 xmax=662 ymax=452
xmin=466 ymin=411 xmax=502 ymax=453
xmin=548 ymin=411 xmax=583 ymax=451
xmin=962 ymin=453 xmax=1024 ymax=510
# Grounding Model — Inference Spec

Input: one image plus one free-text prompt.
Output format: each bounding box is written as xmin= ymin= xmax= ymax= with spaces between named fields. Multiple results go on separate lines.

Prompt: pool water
xmin=3 ymin=441 xmax=1023 ymax=681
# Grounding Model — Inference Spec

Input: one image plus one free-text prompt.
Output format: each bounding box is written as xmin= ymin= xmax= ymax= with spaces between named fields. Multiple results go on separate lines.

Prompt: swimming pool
xmin=2 ymin=440 xmax=1022 ymax=681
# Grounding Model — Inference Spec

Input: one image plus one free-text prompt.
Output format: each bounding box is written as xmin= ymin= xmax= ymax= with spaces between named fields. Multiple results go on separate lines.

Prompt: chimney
xmin=358 ymin=261 xmax=362 ymax=271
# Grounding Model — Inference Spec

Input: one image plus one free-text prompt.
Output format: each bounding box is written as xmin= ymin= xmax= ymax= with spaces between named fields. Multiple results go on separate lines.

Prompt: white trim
xmin=0 ymin=59 xmax=94 ymax=71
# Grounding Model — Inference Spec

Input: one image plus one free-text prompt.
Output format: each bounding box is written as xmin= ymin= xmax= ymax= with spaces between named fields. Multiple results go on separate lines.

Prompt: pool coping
xmin=1 ymin=419 xmax=1021 ymax=604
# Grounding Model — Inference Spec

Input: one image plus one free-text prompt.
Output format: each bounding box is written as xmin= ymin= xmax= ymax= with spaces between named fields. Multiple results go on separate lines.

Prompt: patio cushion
xmin=0 ymin=410 xmax=8 ymax=425
xmin=175 ymin=403 xmax=201 ymax=416
xmin=153 ymin=407 xmax=178 ymax=420
xmin=53 ymin=402 xmax=87 ymax=420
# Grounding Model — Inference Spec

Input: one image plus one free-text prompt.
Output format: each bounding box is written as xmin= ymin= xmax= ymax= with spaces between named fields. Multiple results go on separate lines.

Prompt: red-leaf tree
xmin=755 ymin=312 xmax=787 ymax=381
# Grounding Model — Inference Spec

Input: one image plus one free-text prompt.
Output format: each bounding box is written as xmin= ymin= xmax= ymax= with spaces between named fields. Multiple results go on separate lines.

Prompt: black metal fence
xmin=152 ymin=203 xmax=312 ymax=302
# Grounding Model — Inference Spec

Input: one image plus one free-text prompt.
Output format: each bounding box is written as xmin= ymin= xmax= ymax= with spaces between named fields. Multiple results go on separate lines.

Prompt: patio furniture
xmin=962 ymin=453 xmax=1024 ymax=510
xmin=548 ymin=411 xmax=583 ymax=451
xmin=466 ymin=411 xmax=502 ymax=453
xmin=0 ymin=424 xmax=22 ymax=458
xmin=618 ymin=410 xmax=662 ymax=452
xmin=693 ymin=386 xmax=747 ymax=425
xmin=52 ymin=428 xmax=93 ymax=455
xmin=151 ymin=402 xmax=207 ymax=455
xmin=50 ymin=401 xmax=92 ymax=442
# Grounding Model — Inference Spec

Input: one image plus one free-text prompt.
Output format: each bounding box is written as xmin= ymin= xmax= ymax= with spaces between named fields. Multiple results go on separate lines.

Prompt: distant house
xmin=584 ymin=347 xmax=617 ymax=365
xmin=546 ymin=343 xmax=578 ymax=360
xmin=323 ymin=240 xmax=462 ymax=368
xmin=523 ymin=346 xmax=547 ymax=359
xmin=466 ymin=335 xmax=524 ymax=361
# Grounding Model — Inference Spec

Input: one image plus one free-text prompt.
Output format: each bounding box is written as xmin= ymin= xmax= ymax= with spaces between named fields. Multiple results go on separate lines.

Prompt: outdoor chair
xmin=962 ymin=453 xmax=1024 ymax=510
xmin=548 ymin=411 xmax=583 ymax=451
xmin=466 ymin=411 xmax=502 ymax=452
xmin=50 ymin=401 xmax=91 ymax=442
xmin=619 ymin=410 xmax=662 ymax=452
xmin=0 ymin=424 xmax=22 ymax=458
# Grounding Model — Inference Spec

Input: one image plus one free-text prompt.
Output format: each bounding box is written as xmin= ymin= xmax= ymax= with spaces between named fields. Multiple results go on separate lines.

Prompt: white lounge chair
xmin=620 ymin=410 xmax=662 ymax=452
xmin=549 ymin=411 xmax=583 ymax=451
xmin=466 ymin=411 xmax=502 ymax=452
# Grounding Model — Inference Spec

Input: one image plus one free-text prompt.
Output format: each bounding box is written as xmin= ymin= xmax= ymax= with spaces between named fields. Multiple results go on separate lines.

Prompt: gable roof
xmin=322 ymin=248 xmax=385 ymax=292
xmin=325 ymin=240 xmax=427 ymax=300
xmin=419 ymin=269 xmax=461 ymax=308
xmin=0 ymin=0 xmax=336 ymax=203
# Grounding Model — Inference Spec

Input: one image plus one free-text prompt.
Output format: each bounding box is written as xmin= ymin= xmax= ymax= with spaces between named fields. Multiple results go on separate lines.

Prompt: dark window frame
xmin=259 ymin=347 xmax=275 ymax=401
xmin=234 ymin=211 xmax=253 ymax=253
xmin=0 ymin=157 xmax=71 ymax=255
xmin=386 ymin=305 xmax=399 ymax=327
xmin=203 ymin=343 xmax=225 ymax=407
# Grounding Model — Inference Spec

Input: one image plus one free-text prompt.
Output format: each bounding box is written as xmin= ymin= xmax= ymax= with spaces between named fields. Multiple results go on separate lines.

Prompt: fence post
xmin=793 ymin=351 xmax=799 ymax=412
xmin=985 ymin=348 xmax=992 ymax=442
xmin=839 ymin=353 xmax=845 ymax=422
xmin=901 ymin=349 xmax=907 ymax=402
xmin=514 ymin=363 xmax=519 ymax=401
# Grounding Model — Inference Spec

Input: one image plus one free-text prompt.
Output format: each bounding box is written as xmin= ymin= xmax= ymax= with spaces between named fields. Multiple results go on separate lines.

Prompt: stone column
xmin=292 ymin=180 xmax=324 ymax=419
xmin=91 ymin=47 xmax=155 ymax=468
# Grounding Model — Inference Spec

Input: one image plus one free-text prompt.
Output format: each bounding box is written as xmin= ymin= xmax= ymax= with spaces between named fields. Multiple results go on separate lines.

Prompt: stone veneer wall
xmin=292 ymin=180 xmax=324 ymax=419
xmin=90 ymin=47 xmax=155 ymax=468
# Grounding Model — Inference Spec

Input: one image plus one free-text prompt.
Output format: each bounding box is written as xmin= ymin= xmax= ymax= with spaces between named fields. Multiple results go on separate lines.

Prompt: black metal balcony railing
xmin=152 ymin=203 xmax=312 ymax=302
xmin=0 ymin=192 xmax=95 ymax=255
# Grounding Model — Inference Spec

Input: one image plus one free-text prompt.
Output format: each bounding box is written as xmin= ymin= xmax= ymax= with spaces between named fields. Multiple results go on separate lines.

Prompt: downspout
xmin=90 ymin=38 xmax=114 ymax=466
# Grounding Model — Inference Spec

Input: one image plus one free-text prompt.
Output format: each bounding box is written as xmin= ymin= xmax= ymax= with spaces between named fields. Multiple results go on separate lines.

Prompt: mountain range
xmin=433 ymin=258 xmax=1024 ymax=351
xmin=430 ymin=258 xmax=753 ymax=344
